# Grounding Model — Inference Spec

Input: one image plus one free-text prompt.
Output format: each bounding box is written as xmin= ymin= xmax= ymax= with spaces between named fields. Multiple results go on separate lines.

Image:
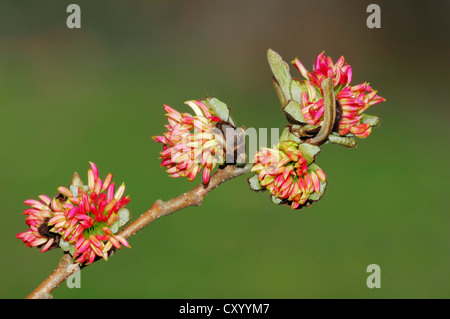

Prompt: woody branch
xmin=26 ymin=164 xmax=252 ymax=299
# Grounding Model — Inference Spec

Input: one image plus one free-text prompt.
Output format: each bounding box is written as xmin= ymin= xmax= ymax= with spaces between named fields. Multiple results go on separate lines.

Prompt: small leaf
xmin=59 ymin=238 xmax=70 ymax=251
xmin=118 ymin=208 xmax=130 ymax=227
xmin=69 ymin=185 xmax=79 ymax=198
xmin=290 ymin=79 xmax=303 ymax=104
xmin=298 ymin=143 xmax=321 ymax=164
xmin=360 ymin=114 xmax=380 ymax=127
xmin=272 ymin=77 xmax=287 ymax=106
xmin=247 ymin=174 xmax=263 ymax=192
xmin=291 ymin=79 xmax=321 ymax=106
xmin=60 ymin=238 xmax=75 ymax=256
xmin=70 ymin=172 xmax=84 ymax=188
xmin=328 ymin=134 xmax=357 ymax=148
xmin=208 ymin=98 xmax=232 ymax=124
xmin=267 ymin=49 xmax=292 ymax=102
xmin=308 ymin=179 xmax=327 ymax=201
xmin=308 ymin=163 xmax=327 ymax=201
xmin=110 ymin=222 xmax=119 ymax=234
xmin=283 ymin=100 xmax=307 ymax=124
xmin=271 ymin=195 xmax=282 ymax=205
xmin=279 ymin=126 xmax=301 ymax=144
xmin=201 ymin=97 xmax=236 ymax=126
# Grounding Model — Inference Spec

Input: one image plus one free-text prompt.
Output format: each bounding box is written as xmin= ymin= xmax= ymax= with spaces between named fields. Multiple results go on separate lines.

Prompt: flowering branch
xmin=26 ymin=164 xmax=252 ymax=299
xmin=18 ymin=48 xmax=386 ymax=299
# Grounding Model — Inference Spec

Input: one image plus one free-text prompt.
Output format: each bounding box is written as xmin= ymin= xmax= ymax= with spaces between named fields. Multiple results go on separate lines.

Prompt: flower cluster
xmin=292 ymin=52 xmax=386 ymax=138
xmin=250 ymin=141 xmax=326 ymax=209
xmin=153 ymin=100 xmax=226 ymax=184
xmin=17 ymin=162 xmax=131 ymax=265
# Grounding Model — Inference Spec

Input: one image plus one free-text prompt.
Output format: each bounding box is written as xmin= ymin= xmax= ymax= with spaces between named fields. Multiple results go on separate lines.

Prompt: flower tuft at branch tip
xmin=250 ymin=141 xmax=327 ymax=209
xmin=291 ymin=51 xmax=386 ymax=140
xmin=17 ymin=162 xmax=132 ymax=265
xmin=153 ymin=99 xmax=227 ymax=184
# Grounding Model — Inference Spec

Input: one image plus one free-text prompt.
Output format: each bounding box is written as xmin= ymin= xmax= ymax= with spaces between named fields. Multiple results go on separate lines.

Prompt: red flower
xmin=293 ymin=52 xmax=386 ymax=138
xmin=48 ymin=162 xmax=131 ymax=264
xmin=17 ymin=162 xmax=131 ymax=265
xmin=153 ymin=100 xmax=225 ymax=184
xmin=251 ymin=141 xmax=326 ymax=209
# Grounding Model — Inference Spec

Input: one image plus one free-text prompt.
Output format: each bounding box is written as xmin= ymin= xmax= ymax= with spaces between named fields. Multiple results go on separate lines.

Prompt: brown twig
xmin=26 ymin=254 xmax=77 ymax=299
xmin=119 ymin=164 xmax=252 ymax=240
xmin=26 ymin=164 xmax=252 ymax=299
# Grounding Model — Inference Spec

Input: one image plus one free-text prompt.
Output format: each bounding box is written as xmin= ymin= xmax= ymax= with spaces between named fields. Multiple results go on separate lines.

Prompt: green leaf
xmin=283 ymin=100 xmax=307 ymax=124
xmin=247 ymin=174 xmax=264 ymax=191
xmin=110 ymin=222 xmax=119 ymax=234
xmin=271 ymin=195 xmax=282 ymax=205
xmin=298 ymin=143 xmax=321 ymax=164
xmin=360 ymin=114 xmax=380 ymax=127
xmin=201 ymin=97 xmax=236 ymax=126
xmin=267 ymin=49 xmax=292 ymax=102
xmin=279 ymin=126 xmax=301 ymax=144
xmin=272 ymin=77 xmax=287 ymax=107
xmin=328 ymin=133 xmax=357 ymax=148
xmin=308 ymin=163 xmax=327 ymax=201
xmin=308 ymin=179 xmax=327 ymax=201
xmin=59 ymin=238 xmax=75 ymax=256
xmin=290 ymin=79 xmax=303 ymax=104
xmin=118 ymin=208 xmax=130 ymax=227
xmin=59 ymin=238 xmax=70 ymax=251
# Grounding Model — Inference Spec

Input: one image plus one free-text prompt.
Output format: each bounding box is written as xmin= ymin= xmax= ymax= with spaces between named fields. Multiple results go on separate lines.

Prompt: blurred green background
xmin=1 ymin=0 xmax=449 ymax=299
